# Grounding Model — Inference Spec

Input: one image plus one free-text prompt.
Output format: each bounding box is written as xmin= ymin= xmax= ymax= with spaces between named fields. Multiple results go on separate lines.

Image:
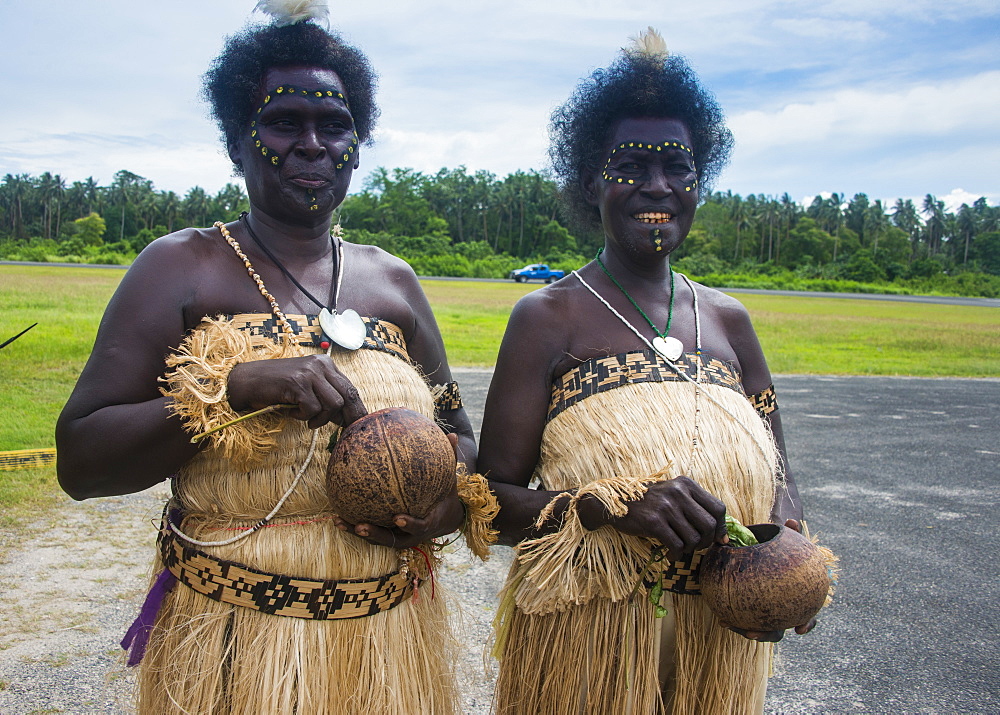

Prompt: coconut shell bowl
xmin=699 ymin=522 xmax=837 ymax=633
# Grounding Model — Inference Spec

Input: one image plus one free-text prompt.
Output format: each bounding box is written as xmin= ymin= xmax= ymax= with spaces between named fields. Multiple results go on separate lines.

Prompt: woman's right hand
xmin=227 ymin=355 xmax=368 ymax=429
xmin=577 ymin=475 xmax=727 ymax=560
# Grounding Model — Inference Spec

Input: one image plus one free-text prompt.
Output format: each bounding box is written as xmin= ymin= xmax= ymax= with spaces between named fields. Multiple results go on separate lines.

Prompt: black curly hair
xmin=203 ymin=21 xmax=379 ymax=173
xmin=549 ymin=50 xmax=733 ymax=233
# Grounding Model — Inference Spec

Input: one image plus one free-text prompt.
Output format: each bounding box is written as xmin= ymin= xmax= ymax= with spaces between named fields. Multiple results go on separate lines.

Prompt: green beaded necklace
xmin=595 ymin=248 xmax=683 ymax=361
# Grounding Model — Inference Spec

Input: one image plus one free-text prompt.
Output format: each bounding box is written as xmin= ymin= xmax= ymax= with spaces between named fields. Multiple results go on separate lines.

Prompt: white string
xmin=333 ymin=230 xmax=345 ymax=313
xmin=572 ymin=270 xmax=773 ymax=461
xmin=172 ymin=231 xmax=343 ymax=548
xmin=170 ymin=427 xmax=321 ymax=547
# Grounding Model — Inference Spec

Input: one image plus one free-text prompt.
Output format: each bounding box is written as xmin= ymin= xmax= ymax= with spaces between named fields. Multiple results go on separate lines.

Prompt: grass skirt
xmin=142 ymin=319 xmax=458 ymax=714
xmin=494 ymin=378 xmax=778 ymax=715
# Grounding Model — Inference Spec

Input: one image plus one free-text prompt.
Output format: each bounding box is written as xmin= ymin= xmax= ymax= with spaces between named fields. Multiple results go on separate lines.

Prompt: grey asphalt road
xmin=453 ymin=368 xmax=1000 ymax=714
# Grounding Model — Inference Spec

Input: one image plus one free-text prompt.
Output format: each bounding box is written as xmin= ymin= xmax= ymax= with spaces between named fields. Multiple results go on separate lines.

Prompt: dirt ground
xmin=0 ymin=484 xmax=512 ymax=714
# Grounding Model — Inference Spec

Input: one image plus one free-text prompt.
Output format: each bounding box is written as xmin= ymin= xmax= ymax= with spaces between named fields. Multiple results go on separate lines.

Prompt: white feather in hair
xmin=255 ymin=0 xmax=330 ymax=27
xmin=628 ymin=26 xmax=669 ymax=60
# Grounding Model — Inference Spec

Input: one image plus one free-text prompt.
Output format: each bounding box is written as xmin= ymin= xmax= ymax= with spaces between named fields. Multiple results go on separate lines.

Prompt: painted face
xmin=232 ymin=67 xmax=359 ymax=220
xmin=587 ymin=117 xmax=699 ymax=258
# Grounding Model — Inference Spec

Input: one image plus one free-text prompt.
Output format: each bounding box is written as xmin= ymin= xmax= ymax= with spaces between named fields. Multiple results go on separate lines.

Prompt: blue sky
xmin=1 ymin=0 xmax=998 ymax=212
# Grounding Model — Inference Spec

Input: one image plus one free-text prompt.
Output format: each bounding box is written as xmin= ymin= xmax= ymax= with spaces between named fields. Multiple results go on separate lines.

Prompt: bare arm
xmin=722 ymin=294 xmax=802 ymax=524
xmin=56 ymin=237 xmax=208 ymax=499
xmin=721 ymin=292 xmax=812 ymax=641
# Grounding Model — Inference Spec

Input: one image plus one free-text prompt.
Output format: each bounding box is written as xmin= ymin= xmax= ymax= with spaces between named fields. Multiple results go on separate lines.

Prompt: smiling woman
xmin=481 ymin=28 xmax=816 ymax=715
xmin=53 ymin=2 xmax=495 ymax=713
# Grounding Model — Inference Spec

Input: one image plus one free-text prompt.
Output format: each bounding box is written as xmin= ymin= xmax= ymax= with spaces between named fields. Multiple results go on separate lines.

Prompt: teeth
xmin=634 ymin=212 xmax=672 ymax=223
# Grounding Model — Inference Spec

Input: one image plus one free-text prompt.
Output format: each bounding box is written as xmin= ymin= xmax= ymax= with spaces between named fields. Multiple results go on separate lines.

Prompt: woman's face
xmin=231 ymin=66 xmax=359 ymax=223
xmin=584 ymin=116 xmax=699 ymax=260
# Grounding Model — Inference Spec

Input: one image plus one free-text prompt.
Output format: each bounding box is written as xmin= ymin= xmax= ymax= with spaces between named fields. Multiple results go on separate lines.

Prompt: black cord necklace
xmin=237 ymin=212 xmax=367 ymax=350
xmin=240 ymin=212 xmax=333 ymax=312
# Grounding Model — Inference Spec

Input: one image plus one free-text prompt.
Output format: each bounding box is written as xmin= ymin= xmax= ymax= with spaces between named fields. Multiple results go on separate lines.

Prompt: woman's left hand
xmin=334 ymin=489 xmax=464 ymax=549
xmin=721 ymin=518 xmax=818 ymax=642
xmin=333 ymin=433 xmax=466 ymax=549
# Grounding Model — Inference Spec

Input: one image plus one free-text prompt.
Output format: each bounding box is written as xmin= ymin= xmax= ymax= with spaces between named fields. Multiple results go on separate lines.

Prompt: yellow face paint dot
xmin=336 ymin=164 xmax=343 ymax=169
xmin=348 ymin=146 xmax=354 ymax=153
xmin=271 ymin=156 xmax=279 ymax=165
xmin=264 ymin=95 xmax=271 ymax=103
xmin=276 ymin=87 xmax=284 ymax=93
xmin=255 ymin=140 xmax=261 ymax=147
xmin=343 ymin=154 xmax=349 ymax=161
xmin=315 ymin=91 xmax=323 ymax=97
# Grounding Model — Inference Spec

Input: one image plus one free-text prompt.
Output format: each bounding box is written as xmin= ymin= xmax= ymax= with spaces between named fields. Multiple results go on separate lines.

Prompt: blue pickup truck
xmin=508 ymin=264 xmax=566 ymax=283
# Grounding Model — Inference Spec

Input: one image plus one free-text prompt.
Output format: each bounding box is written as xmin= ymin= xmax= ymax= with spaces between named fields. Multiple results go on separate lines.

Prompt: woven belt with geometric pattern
xmin=660 ymin=550 xmax=703 ymax=595
xmin=641 ymin=550 xmax=703 ymax=596
xmin=158 ymin=522 xmax=415 ymax=620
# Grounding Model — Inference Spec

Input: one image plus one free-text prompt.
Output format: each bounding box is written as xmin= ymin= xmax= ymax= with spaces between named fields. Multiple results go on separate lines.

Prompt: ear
xmin=581 ymin=170 xmax=600 ymax=207
xmin=352 ymin=146 xmax=360 ymax=171
xmin=228 ymin=138 xmax=244 ymax=168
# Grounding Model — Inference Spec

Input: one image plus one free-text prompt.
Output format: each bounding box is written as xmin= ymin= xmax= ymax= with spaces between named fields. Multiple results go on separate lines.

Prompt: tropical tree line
xmin=2 ymin=167 xmax=999 ymax=296
xmin=0 ymin=170 xmax=249 ymax=264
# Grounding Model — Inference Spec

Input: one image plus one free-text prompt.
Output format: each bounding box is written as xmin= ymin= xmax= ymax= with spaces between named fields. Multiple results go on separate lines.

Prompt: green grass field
xmin=2 ymin=264 xmax=998 ymax=521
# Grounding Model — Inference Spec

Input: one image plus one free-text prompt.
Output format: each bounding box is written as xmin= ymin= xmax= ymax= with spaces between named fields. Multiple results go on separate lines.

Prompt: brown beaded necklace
xmin=215 ymin=220 xmax=301 ymax=347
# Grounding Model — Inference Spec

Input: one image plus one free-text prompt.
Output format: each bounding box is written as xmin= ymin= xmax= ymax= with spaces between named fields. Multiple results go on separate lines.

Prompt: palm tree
xmin=82 ymin=176 xmax=100 ymax=215
xmin=865 ymin=200 xmax=889 ymax=256
xmin=159 ymin=191 xmax=180 ymax=233
xmin=922 ymin=194 xmax=946 ymax=256
xmin=38 ymin=172 xmax=58 ymax=239
xmin=891 ymin=199 xmax=921 ymax=260
xmin=111 ymin=170 xmax=144 ymax=241
xmin=777 ymin=193 xmax=798 ymax=264
xmin=1 ymin=173 xmax=29 ymax=238
xmin=183 ymin=186 xmax=211 ymax=228
xmin=955 ymin=204 xmax=978 ymax=265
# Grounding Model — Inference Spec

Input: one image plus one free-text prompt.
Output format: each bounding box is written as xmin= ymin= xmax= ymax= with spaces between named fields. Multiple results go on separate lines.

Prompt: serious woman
xmin=480 ymin=30 xmax=812 ymax=714
xmin=56 ymin=5 xmax=494 ymax=713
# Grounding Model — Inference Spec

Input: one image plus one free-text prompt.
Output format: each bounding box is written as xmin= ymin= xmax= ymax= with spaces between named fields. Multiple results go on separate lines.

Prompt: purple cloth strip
xmin=121 ymin=568 xmax=177 ymax=667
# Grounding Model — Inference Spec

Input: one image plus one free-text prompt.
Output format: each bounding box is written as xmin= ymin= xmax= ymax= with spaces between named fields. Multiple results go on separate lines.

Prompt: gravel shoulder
xmin=0 ymin=483 xmax=513 ymax=714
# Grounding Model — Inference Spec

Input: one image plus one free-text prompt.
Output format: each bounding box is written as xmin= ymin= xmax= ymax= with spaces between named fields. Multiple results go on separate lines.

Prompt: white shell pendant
xmin=652 ymin=335 xmax=684 ymax=362
xmin=319 ymin=308 xmax=367 ymax=350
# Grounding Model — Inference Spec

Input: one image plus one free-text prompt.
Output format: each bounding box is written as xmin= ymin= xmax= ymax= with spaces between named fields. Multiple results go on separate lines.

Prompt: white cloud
xmin=721 ymin=70 xmax=1000 ymax=201
xmin=1 ymin=0 xmax=998 ymax=208
xmin=772 ymin=17 xmax=885 ymax=42
xmin=731 ymin=71 xmax=1000 ymax=150
xmin=941 ymin=188 xmax=990 ymax=213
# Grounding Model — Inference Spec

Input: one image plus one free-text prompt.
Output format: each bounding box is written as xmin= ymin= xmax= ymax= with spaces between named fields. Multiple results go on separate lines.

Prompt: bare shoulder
xmin=343 ymin=241 xmax=418 ymax=287
xmin=128 ymin=226 xmax=226 ymax=276
xmin=687 ymin=280 xmax=754 ymax=334
xmin=508 ymin=277 xmax=581 ymax=333
xmin=688 ymin=280 xmax=749 ymax=316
